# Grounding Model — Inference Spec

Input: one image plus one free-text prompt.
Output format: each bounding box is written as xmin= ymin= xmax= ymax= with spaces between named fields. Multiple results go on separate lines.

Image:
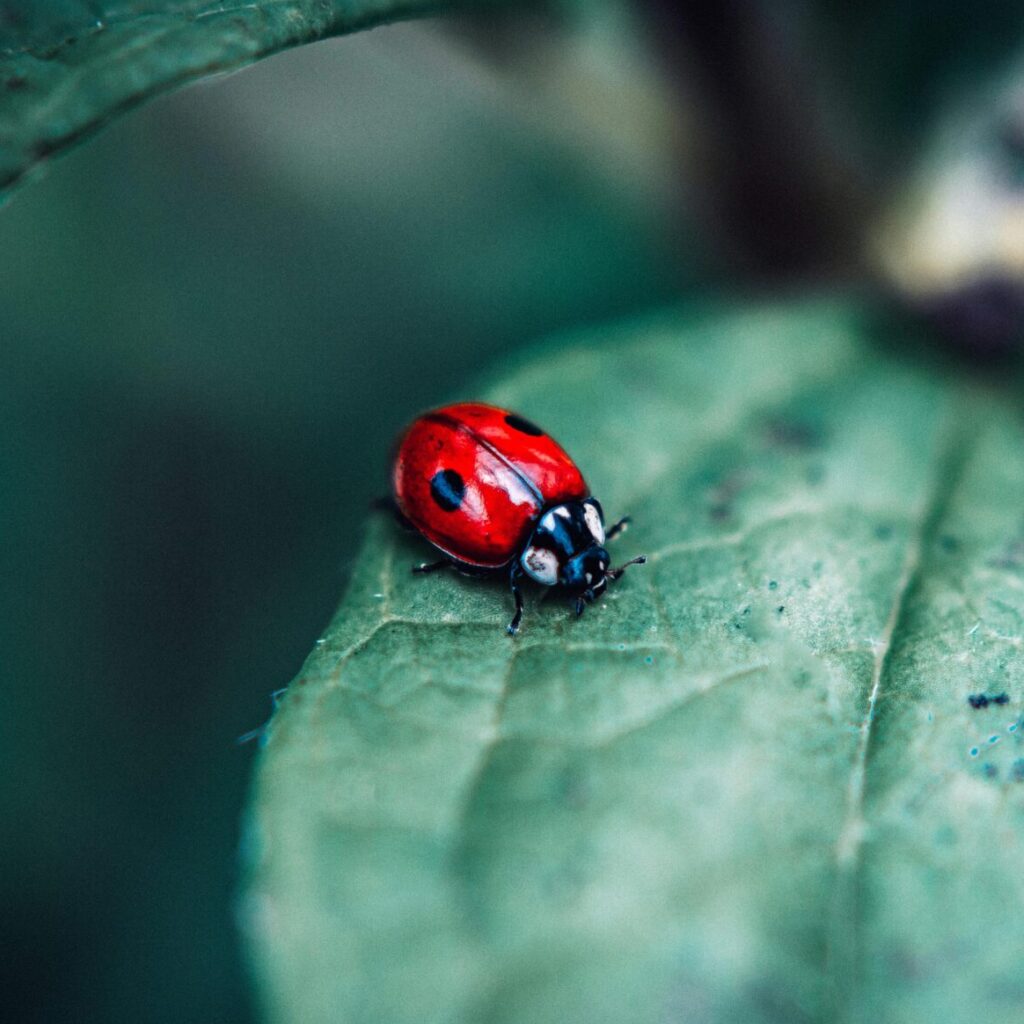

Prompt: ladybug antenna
xmin=607 ymin=554 xmax=647 ymax=581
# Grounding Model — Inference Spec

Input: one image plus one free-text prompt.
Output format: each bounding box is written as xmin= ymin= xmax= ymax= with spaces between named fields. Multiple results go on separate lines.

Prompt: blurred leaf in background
xmin=874 ymin=58 xmax=1024 ymax=360
xmin=0 ymin=0 xmax=484 ymax=195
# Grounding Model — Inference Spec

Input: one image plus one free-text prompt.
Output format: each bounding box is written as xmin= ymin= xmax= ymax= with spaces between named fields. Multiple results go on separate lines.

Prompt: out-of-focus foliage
xmin=874 ymin=60 xmax=1024 ymax=359
xmin=0 ymin=22 xmax=689 ymax=1022
xmin=802 ymin=0 xmax=1024 ymax=163
xmin=0 ymin=0 xmax=514 ymax=197
xmin=248 ymin=300 xmax=1024 ymax=1024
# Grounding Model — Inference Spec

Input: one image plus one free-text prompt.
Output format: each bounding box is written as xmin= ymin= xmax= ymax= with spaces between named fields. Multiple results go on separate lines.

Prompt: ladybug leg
xmin=575 ymin=588 xmax=596 ymax=618
xmin=605 ymin=516 xmax=631 ymax=541
xmin=607 ymin=554 xmax=647 ymax=581
xmin=507 ymin=564 xmax=525 ymax=636
xmin=412 ymin=558 xmax=453 ymax=574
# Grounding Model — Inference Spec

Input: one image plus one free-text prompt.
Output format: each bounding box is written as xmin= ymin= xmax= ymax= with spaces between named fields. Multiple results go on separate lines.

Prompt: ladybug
xmin=391 ymin=402 xmax=645 ymax=635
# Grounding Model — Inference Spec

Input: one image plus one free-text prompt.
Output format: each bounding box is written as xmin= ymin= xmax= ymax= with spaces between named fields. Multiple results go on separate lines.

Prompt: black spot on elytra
xmin=430 ymin=469 xmax=464 ymax=512
xmin=505 ymin=413 xmax=543 ymax=436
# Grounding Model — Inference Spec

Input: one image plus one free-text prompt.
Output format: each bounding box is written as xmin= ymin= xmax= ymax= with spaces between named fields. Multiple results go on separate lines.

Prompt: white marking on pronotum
xmin=522 ymin=545 xmax=559 ymax=585
xmin=540 ymin=511 xmax=557 ymax=532
xmin=583 ymin=500 xmax=605 ymax=543
xmin=554 ymin=506 xmax=571 ymax=520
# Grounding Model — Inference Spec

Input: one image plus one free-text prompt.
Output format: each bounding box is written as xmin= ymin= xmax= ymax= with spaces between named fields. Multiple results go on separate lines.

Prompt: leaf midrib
xmin=825 ymin=392 xmax=980 ymax=1017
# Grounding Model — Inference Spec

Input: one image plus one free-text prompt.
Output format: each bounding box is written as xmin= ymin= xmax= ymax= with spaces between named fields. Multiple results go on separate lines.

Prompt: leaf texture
xmin=244 ymin=301 xmax=1024 ymax=1024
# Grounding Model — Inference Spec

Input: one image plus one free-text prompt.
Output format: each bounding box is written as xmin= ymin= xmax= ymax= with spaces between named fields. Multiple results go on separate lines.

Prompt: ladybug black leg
xmin=575 ymin=588 xmax=597 ymax=618
xmin=507 ymin=564 xmax=525 ymax=636
xmin=412 ymin=558 xmax=452 ymax=575
xmin=607 ymin=554 xmax=647 ymax=581
xmin=606 ymin=516 xmax=631 ymax=541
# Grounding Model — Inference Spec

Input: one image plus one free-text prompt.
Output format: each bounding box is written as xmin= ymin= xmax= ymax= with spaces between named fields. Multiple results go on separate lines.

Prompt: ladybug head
xmin=521 ymin=500 xmax=641 ymax=610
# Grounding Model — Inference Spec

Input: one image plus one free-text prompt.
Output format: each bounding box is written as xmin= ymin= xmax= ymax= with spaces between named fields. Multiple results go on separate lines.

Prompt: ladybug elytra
xmin=390 ymin=402 xmax=645 ymax=634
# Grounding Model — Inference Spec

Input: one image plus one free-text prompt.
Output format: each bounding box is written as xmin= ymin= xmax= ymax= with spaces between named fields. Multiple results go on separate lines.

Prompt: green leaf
xmin=243 ymin=300 xmax=1024 ymax=1024
xmin=0 ymin=0 xmax=492 ymax=198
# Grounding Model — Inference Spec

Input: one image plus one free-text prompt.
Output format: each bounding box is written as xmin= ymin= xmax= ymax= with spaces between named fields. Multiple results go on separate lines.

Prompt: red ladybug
xmin=391 ymin=402 xmax=645 ymax=634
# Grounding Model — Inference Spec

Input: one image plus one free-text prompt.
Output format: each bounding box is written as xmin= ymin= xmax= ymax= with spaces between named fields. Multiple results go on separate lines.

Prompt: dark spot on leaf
xmin=505 ymin=413 xmax=543 ymax=436
xmin=874 ymin=524 xmax=893 ymax=541
xmin=763 ymin=417 xmax=822 ymax=450
xmin=1013 ymin=759 xmax=1024 ymax=782
xmin=430 ymin=469 xmax=464 ymax=512
xmin=982 ymin=762 xmax=999 ymax=779
xmin=777 ymin=605 xmax=785 ymax=613
xmin=558 ymin=767 xmax=590 ymax=809
xmin=5 ymin=75 xmax=27 ymax=91
xmin=768 ymin=580 xmax=778 ymax=590
xmin=990 ymin=538 xmax=1024 ymax=570
xmin=939 ymin=535 xmax=960 ymax=553
xmin=707 ymin=472 xmax=745 ymax=523
xmin=968 ymin=692 xmax=1009 ymax=709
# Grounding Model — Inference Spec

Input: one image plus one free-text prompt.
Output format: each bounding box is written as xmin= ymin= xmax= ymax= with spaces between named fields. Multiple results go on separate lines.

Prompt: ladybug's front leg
xmin=506 ymin=564 xmax=525 ymax=636
xmin=574 ymin=589 xmax=596 ymax=618
xmin=605 ymin=516 xmax=631 ymax=541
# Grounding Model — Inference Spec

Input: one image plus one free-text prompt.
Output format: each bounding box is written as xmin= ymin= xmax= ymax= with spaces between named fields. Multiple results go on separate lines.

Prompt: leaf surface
xmin=0 ymin=0 xmax=482 ymax=197
xmin=244 ymin=301 xmax=1024 ymax=1024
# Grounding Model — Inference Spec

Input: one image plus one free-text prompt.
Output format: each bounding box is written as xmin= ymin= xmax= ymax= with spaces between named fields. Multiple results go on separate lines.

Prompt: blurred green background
xmin=1 ymin=3 xmax=1021 ymax=1022
xmin=0 ymin=16 xmax=691 ymax=1023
